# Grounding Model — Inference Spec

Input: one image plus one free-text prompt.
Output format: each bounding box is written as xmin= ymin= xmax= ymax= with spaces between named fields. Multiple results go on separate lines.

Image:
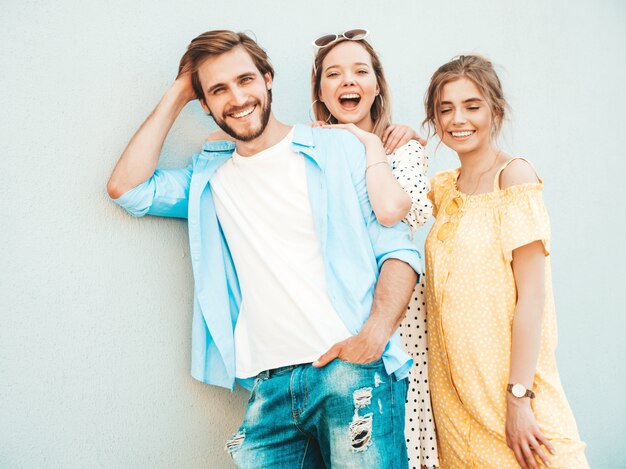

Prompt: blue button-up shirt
xmin=113 ymin=124 xmax=422 ymax=390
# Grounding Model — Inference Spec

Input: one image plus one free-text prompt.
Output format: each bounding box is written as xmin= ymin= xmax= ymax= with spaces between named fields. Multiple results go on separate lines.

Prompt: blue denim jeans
xmin=226 ymin=359 xmax=409 ymax=468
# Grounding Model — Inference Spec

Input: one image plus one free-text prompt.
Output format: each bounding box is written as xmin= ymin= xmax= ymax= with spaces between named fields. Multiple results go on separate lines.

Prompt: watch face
xmin=512 ymin=384 xmax=526 ymax=398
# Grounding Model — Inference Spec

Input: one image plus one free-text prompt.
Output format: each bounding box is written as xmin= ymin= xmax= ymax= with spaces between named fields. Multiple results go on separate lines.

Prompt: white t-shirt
xmin=210 ymin=128 xmax=352 ymax=378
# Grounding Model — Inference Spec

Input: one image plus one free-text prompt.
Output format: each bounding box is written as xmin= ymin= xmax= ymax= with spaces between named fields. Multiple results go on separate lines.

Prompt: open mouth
xmin=227 ymin=104 xmax=256 ymax=120
xmin=449 ymin=130 xmax=475 ymax=139
xmin=338 ymin=93 xmax=361 ymax=110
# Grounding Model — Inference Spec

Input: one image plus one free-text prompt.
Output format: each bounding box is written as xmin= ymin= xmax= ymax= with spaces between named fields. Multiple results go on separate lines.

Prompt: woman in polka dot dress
xmin=422 ymin=55 xmax=589 ymax=468
xmin=311 ymin=33 xmax=439 ymax=468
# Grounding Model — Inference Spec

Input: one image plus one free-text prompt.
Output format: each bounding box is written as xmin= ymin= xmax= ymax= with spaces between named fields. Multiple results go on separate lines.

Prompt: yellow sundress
xmin=425 ymin=159 xmax=589 ymax=468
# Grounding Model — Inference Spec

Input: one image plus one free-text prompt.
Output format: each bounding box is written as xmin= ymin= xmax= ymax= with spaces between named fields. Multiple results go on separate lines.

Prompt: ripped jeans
xmin=226 ymin=359 xmax=408 ymax=469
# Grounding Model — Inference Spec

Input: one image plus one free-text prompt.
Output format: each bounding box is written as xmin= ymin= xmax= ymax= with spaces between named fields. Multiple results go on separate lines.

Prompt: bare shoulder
xmin=499 ymin=158 xmax=539 ymax=189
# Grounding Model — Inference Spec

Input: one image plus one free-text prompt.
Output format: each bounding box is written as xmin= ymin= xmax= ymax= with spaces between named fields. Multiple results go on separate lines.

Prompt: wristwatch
xmin=507 ymin=383 xmax=535 ymax=399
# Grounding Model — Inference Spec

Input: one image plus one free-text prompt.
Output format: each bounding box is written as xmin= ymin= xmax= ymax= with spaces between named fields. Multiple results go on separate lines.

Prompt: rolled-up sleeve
xmin=112 ymin=164 xmax=193 ymax=219
xmin=372 ymin=222 xmax=423 ymax=275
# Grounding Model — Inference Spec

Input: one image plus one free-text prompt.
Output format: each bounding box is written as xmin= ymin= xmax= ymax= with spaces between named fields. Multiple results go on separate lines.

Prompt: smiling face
xmin=437 ymin=77 xmax=495 ymax=156
xmin=197 ymin=46 xmax=272 ymax=142
xmin=318 ymin=41 xmax=379 ymax=131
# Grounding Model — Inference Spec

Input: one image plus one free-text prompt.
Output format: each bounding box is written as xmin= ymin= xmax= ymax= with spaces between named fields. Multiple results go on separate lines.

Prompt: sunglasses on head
xmin=312 ymin=29 xmax=370 ymax=49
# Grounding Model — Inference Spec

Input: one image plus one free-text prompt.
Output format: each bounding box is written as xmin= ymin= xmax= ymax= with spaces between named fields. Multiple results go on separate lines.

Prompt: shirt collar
xmin=290 ymin=124 xmax=319 ymax=165
xmin=201 ymin=140 xmax=236 ymax=154
xmin=199 ymin=124 xmax=319 ymax=165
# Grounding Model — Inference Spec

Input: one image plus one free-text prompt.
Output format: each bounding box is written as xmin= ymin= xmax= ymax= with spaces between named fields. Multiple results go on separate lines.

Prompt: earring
xmin=309 ymin=100 xmax=332 ymax=123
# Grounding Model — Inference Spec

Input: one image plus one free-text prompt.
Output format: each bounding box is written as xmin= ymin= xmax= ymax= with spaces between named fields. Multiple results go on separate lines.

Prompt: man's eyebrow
xmin=206 ymin=82 xmax=225 ymax=94
xmin=206 ymin=72 xmax=257 ymax=94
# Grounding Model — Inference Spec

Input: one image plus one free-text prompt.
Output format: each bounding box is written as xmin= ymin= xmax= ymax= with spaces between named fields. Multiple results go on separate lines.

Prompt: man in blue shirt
xmin=108 ymin=30 xmax=420 ymax=468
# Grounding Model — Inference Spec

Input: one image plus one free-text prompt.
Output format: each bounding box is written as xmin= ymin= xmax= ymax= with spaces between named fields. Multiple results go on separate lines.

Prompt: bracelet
xmin=366 ymin=160 xmax=388 ymax=172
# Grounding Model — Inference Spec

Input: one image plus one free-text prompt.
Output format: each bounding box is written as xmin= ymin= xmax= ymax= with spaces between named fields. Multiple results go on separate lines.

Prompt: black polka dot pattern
xmin=398 ymin=279 xmax=439 ymax=467
xmin=390 ymin=139 xmax=439 ymax=466
xmin=388 ymin=140 xmax=433 ymax=232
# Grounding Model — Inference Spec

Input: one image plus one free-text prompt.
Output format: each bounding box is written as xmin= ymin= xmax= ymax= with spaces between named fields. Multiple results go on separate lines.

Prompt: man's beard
xmin=212 ymin=91 xmax=272 ymax=142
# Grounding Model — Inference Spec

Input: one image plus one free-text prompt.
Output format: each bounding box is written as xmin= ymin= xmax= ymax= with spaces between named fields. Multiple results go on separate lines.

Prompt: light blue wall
xmin=1 ymin=1 xmax=624 ymax=467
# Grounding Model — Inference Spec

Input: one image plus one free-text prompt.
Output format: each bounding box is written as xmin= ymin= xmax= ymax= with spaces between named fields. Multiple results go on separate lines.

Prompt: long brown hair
xmin=423 ymin=55 xmax=508 ymax=140
xmin=311 ymin=38 xmax=392 ymax=138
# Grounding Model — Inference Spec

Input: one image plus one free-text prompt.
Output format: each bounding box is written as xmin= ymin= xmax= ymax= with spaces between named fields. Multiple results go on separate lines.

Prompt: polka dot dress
xmin=424 ymin=159 xmax=589 ymax=468
xmin=388 ymin=140 xmax=432 ymax=230
xmin=390 ymin=141 xmax=439 ymax=468
xmin=398 ymin=281 xmax=439 ymax=468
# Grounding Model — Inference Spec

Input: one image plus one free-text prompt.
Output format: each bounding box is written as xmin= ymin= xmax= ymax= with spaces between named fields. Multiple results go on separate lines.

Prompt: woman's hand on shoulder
xmin=506 ymin=400 xmax=555 ymax=469
xmin=500 ymin=159 xmax=539 ymax=189
xmin=321 ymin=123 xmax=380 ymax=146
xmin=382 ymin=125 xmax=426 ymax=155
xmin=205 ymin=128 xmax=233 ymax=143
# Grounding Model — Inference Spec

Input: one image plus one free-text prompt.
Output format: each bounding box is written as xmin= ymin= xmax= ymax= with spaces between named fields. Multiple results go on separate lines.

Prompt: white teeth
xmin=231 ymin=106 xmax=254 ymax=118
xmin=340 ymin=93 xmax=360 ymax=99
xmin=451 ymin=131 xmax=474 ymax=137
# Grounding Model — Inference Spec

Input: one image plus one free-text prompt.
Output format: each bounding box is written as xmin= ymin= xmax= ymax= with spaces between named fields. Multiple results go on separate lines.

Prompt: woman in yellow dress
xmin=422 ymin=55 xmax=589 ymax=468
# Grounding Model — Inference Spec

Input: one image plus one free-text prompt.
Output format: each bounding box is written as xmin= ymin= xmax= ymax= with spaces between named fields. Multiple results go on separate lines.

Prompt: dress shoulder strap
xmin=493 ymin=157 xmax=541 ymax=190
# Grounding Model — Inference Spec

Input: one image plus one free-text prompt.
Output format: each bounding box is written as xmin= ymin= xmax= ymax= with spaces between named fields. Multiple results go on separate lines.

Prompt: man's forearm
xmin=107 ymin=79 xmax=194 ymax=198
xmin=313 ymin=258 xmax=417 ymax=367
xmin=359 ymin=258 xmax=417 ymax=350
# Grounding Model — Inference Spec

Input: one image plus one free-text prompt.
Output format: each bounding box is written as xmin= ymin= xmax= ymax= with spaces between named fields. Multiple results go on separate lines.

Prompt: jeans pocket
xmin=337 ymin=357 xmax=384 ymax=368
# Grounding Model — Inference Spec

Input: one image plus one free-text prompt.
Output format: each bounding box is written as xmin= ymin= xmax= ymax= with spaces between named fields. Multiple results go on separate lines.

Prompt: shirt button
xmin=445 ymin=197 xmax=463 ymax=215
xmin=437 ymin=222 xmax=454 ymax=241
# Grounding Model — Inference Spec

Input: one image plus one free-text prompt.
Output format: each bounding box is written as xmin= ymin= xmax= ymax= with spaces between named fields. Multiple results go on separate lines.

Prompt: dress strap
xmin=493 ymin=157 xmax=541 ymax=190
